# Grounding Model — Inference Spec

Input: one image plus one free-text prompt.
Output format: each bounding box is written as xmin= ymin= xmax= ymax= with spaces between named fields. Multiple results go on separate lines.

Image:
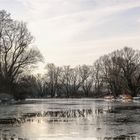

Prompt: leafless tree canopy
xmin=93 ymin=47 xmax=140 ymax=97
xmin=0 ymin=10 xmax=43 ymax=94
xmin=6 ymin=47 xmax=140 ymax=99
xmin=0 ymin=10 xmax=140 ymax=99
xmin=33 ymin=47 xmax=140 ymax=98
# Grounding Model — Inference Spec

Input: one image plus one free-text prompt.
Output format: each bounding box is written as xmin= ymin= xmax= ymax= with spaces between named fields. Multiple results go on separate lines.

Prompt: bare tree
xmin=62 ymin=66 xmax=83 ymax=97
xmin=0 ymin=10 xmax=43 ymax=94
xmin=111 ymin=47 xmax=140 ymax=96
xmin=44 ymin=63 xmax=62 ymax=97
xmin=79 ymin=65 xmax=94 ymax=97
xmin=94 ymin=47 xmax=140 ymax=97
xmin=61 ymin=66 xmax=71 ymax=97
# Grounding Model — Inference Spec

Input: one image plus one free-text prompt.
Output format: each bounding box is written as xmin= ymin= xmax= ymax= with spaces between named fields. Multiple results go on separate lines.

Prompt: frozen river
xmin=0 ymin=99 xmax=140 ymax=140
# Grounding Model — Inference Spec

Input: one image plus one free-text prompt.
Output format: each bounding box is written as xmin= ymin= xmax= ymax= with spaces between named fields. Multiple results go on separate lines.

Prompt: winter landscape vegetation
xmin=0 ymin=10 xmax=140 ymax=100
xmin=0 ymin=0 xmax=140 ymax=139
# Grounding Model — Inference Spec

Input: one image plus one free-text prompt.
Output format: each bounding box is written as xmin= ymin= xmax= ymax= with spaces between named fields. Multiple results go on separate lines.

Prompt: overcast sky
xmin=1 ymin=0 xmax=140 ymax=67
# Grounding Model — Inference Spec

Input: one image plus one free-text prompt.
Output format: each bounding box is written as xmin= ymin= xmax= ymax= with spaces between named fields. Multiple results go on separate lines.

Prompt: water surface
xmin=0 ymin=99 xmax=140 ymax=140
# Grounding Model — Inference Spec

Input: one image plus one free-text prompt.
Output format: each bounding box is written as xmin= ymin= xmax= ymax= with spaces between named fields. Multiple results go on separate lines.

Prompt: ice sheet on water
xmin=0 ymin=99 xmax=140 ymax=140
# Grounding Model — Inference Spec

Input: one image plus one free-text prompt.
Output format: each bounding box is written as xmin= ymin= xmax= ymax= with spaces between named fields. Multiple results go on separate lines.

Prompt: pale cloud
xmin=16 ymin=0 xmax=140 ymax=22
xmin=43 ymin=35 xmax=140 ymax=66
xmin=138 ymin=19 xmax=140 ymax=22
xmin=1 ymin=0 xmax=140 ymax=67
xmin=27 ymin=0 xmax=140 ymax=40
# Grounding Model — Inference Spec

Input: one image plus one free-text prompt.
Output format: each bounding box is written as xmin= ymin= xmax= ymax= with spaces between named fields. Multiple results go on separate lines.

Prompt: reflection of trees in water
xmin=0 ymin=107 xmax=139 ymax=140
xmin=0 ymin=107 xmax=114 ymax=125
xmin=0 ymin=132 xmax=138 ymax=140
xmin=102 ymin=135 xmax=138 ymax=140
xmin=1 ymin=105 xmax=138 ymax=126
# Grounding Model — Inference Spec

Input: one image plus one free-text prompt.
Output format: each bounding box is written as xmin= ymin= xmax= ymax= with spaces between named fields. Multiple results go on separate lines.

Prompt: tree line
xmin=0 ymin=10 xmax=140 ymax=99
xmin=0 ymin=10 xmax=43 ymax=99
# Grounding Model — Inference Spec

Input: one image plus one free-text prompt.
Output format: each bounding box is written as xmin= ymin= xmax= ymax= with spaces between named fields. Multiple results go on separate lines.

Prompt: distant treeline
xmin=0 ymin=10 xmax=140 ymax=99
